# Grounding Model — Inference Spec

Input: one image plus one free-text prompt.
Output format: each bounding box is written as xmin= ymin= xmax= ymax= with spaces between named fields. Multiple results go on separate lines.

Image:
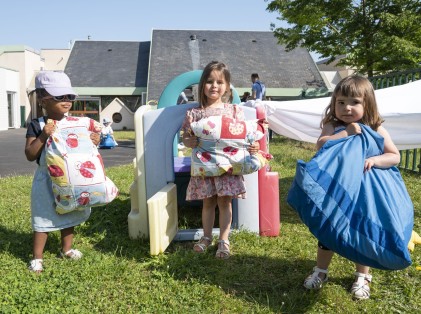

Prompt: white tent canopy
xmin=258 ymin=80 xmax=421 ymax=150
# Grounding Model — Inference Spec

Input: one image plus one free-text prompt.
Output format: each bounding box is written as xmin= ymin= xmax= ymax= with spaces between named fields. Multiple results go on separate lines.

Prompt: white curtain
xmin=250 ymin=80 xmax=421 ymax=150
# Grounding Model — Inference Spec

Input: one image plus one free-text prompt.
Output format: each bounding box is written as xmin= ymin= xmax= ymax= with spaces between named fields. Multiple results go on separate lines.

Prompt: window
xmin=7 ymin=92 xmax=15 ymax=128
xmin=71 ymin=97 xmax=100 ymax=121
xmin=112 ymin=112 xmax=122 ymax=123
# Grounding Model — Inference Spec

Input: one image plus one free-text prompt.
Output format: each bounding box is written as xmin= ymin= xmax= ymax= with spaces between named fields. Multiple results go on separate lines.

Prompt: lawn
xmin=0 ymin=133 xmax=420 ymax=313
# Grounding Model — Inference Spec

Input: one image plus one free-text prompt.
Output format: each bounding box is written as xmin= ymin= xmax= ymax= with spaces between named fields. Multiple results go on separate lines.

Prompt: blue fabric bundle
xmin=288 ymin=124 xmax=413 ymax=270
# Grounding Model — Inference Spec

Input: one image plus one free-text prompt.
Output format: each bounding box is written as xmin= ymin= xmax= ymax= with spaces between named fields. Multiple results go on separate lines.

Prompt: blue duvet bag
xmin=287 ymin=124 xmax=413 ymax=270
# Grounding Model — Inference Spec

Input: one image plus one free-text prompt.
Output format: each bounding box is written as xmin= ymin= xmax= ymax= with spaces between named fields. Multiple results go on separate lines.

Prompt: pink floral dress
xmin=181 ymin=103 xmax=246 ymax=200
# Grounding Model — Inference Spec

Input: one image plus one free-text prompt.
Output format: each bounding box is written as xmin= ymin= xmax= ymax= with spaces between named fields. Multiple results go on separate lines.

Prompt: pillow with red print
xmin=189 ymin=115 xmax=271 ymax=176
xmin=40 ymin=117 xmax=118 ymax=214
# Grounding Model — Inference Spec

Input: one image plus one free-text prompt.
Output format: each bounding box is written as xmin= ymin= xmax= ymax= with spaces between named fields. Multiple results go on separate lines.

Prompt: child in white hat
xmin=25 ymin=71 xmax=101 ymax=273
xmin=101 ymin=117 xmax=118 ymax=146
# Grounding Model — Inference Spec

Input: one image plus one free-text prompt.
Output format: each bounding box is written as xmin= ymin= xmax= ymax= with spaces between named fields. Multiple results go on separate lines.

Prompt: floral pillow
xmin=189 ymin=115 xmax=271 ymax=176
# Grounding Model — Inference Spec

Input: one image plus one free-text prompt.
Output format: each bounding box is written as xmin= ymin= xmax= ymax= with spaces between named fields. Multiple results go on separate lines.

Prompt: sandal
xmin=215 ymin=239 xmax=230 ymax=259
xmin=303 ymin=267 xmax=328 ymax=290
xmin=351 ymin=272 xmax=372 ymax=300
xmin=60 ymin=249 xmax=83 ymax=260
xmin=28 ymin=259 xmax=43 ymax=273
xmin=193 ymin=236 xmax=212 ymax=253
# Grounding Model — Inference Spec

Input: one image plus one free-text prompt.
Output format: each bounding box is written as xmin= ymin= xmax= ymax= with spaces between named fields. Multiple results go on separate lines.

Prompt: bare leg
xmin=356 ymin=264 xmax=370 ymax=274
xmin=355 ymin=264 xmax=370 ymax=284
xmin=193 ymin=196 xmax=217 ymax=253
xmin=351 ymin=264 xmax=372 ymax=299
xmin=216 ymin=196 xmax=232 ymax=258
xmin=217 ymin=195 xmax=232 ymax=241
xmin=303 ymin=247 xmax=334 ymax=289
xmin=33 ymin=231 xmax=48 ymax=259
xmin=202 ymin=196 xmax=217 ymax=238
xmin=316 ymin=247 xmax=334 ymax=280
xmin=61 ymin=227 xmax=74 ymax=254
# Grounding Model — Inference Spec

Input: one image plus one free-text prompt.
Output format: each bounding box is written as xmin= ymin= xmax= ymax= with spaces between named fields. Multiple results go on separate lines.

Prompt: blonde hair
xmin=198 ymin=61 xmax=231 ymax=107
xmin=321 ymin=76 xmax=383 ymax=130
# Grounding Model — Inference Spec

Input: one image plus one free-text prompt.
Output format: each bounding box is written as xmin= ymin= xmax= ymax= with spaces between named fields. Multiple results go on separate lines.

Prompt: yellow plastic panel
xmin=147 ymin=183 xmax=178 ymax=255
xmin=128 ymin=105 xmax=154 ymax=239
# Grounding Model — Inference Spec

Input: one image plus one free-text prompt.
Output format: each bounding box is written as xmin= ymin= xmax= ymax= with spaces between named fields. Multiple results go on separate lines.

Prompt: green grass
xmin=0 ymin=134 xmax=420 ymax=313
xmin=113 ymin=130 xmax=135 ymax=142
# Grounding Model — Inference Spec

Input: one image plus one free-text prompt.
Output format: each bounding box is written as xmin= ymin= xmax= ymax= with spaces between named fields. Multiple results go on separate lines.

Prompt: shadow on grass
xmin=278 ymin=176 xmax=304 ymax=225
xmin=78 ymin=176 xmax=328 ymax=312
xmin=78 ymin=196 xmax=152 ymax=259
xmin=77 ymin=172 xmax=305 ymax=262
xmin=153 ymin=246 xmax=329 ymax=313
xmin=0 ymin=225 xmax=71 ymax=263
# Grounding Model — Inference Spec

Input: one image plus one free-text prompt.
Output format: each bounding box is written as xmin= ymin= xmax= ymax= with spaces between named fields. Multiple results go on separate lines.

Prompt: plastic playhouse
xmin=128 ymin=71 xmax=280 ymax=255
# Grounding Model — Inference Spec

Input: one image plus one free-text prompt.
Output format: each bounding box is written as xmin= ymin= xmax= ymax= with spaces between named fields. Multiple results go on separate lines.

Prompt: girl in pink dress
xmin=181 ymin=61 xmax=259 ymax=259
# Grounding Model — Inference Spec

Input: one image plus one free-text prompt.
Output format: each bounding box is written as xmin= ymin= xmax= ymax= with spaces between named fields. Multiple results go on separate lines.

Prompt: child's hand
xmin=41 ymin=119 xmax=56 ymax=139
xmin=182 ymin=112 xmax=199 ymax=148
xmin=183 ymin=134 xmax=199 ymax=148
xmin=364 ymin=157 xmax=377 ymax=172
xmin=90 ymin=133 xmax=101 ymax=146
xmin=248 ymin=141 xmax=260 ymax=155
xmin=259 ymin=119 xmax=269 ymax=130
xmin=93 ymin=120 xmax=103 ymax=133
xmin=346 ymin=123 xmax=362 ymax=135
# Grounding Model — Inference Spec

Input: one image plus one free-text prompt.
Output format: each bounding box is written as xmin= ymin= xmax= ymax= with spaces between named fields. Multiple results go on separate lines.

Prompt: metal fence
xmin=369 ymin=69 xmax=421 ymax=173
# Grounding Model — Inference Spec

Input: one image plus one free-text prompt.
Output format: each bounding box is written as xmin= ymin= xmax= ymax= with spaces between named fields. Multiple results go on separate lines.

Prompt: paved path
xmin=0 ymin=128 xmax=136 ymax=178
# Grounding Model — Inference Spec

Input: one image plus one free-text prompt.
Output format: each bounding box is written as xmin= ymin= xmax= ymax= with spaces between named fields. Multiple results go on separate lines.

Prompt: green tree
xmin=265 ymin=0 xmax=421 ymax=77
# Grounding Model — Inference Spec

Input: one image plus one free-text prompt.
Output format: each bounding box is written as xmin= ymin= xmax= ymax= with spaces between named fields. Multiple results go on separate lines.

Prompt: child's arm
xmin=182 ymin=131 xmax=198 ymax=148
xmin=89 ymin=119 xmax=102 ymax=146
xmin=181 ymin=110 xmax=198 ymax=148
xmin=317 ymin=123 xmax=361 ymax=150
xmin=25 ymin=120 xmax=56 ymax=161
xmin=90 ymin=133 xmax=101 ymax=146
xmin=364 ymin=126 xmax=400 ymax=171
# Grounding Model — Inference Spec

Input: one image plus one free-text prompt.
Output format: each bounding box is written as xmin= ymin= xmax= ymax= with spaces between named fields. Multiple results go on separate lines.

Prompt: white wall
xmin=0 ymin=46 xmax=44 ymax=124
xmin=0 ymin=68 xmax=21 ymax=130
xmin=40 ymin=49 xmax=71 ymax=71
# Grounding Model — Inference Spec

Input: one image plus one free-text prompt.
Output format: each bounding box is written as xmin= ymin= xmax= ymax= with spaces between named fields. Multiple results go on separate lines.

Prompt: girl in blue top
xmin=302 ymin=76 xmax=401 ymax=300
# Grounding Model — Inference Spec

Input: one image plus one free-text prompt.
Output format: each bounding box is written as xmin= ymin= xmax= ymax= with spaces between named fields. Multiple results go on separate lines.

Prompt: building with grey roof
xmin=65 ymin=30 xmax=326 ymax=111
xmin=0 ymin=30 xmax=328 ymax=131
xmin=147 ymin=30 xmax=326 ymax=101
xmin=65 ymin=40 xmax=149 ymax=101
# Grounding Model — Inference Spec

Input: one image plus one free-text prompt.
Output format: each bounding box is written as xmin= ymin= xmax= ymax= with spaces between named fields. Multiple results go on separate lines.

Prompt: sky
xmin=1 ymin=0 xmax=320 ymax=61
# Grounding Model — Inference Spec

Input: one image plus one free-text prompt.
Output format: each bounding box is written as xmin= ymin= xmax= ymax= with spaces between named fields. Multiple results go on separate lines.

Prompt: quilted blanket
xmin=287 ymin=124 xmax=414 ymax=270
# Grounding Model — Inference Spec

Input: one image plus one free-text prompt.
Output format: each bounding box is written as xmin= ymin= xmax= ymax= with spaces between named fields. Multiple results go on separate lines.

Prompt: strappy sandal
xmin=60 ymin=249 xmax=83 ymax=260
xmin=193 ymin=236 xmax=212 ymax=253
xmin=351 ymin=272 xmax=372 ymax=300
xmin=215 ymin=239 xmax=230 ymax=259
xmin=303 ymin=267 xmax=328 ymax=289
xmin=28 ymin=259 xmax=43 ymax=273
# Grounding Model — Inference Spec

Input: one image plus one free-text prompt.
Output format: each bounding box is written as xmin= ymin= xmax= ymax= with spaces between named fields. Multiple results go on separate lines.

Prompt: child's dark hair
xmin=27 ymin=89 xmax=51 ymax=117
xmin=321 ymin=76 xmax=383 ymax=130
xmin=27 ymin=88 xmax=50 ymax=100
xmin=198 ymin=61 xmax=231 ymax=107
xmin=35 ymin=88 xmax=50 ymax=99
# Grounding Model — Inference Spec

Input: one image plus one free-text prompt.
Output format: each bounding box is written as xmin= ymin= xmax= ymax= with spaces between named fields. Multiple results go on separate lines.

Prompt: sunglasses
xmin=43 ymin=94 xmax=77 ymax=102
